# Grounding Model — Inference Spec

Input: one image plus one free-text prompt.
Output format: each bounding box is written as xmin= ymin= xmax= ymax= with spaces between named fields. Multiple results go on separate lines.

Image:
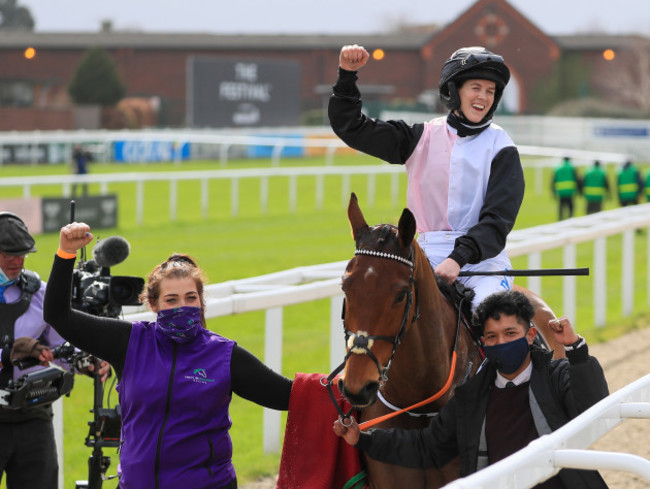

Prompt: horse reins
xmin=359 ymin=293 xmax=472 ymax=430
xmin=323 ymin=246 xmax=474 ymax=429
xmin=322 ymin=247 xmax=419 ymax=422
xmin=325 ymin=244 xmax=490 ymax=430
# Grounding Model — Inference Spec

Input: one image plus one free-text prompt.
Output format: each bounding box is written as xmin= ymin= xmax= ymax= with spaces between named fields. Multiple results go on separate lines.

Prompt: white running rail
xmin=441 ymin=373 xmax=650 ymax=488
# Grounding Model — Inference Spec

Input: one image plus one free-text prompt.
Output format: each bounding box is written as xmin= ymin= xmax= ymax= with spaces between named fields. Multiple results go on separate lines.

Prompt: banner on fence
xmin=113 ymin=141 xmax=190 ymax=163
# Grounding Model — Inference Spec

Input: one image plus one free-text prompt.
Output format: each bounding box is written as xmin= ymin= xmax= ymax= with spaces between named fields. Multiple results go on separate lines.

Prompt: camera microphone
xmin=92 ymin=236 xmax=131 ymax=269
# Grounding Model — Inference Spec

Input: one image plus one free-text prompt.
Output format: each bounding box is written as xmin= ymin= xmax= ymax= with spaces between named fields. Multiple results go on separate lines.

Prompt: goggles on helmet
xmin=459 ymin=52 xmax=505 ymax=67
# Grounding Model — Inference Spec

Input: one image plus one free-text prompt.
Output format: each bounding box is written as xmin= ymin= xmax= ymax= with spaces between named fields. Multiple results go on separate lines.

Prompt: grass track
xmin=1 ymin=155 xmax=648 ymax=487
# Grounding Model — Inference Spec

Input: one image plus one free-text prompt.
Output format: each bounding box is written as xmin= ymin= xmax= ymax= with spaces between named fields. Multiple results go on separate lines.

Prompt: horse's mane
xmin=370 ymin=224 xmax=396 ymax=245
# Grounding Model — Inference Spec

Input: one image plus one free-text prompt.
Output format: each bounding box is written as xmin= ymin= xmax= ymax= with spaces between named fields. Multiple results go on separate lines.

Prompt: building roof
xmin=554 ymin=34 xmax=650 ymax=51
xmin=0 ymin=30 xmax=437 ymax=50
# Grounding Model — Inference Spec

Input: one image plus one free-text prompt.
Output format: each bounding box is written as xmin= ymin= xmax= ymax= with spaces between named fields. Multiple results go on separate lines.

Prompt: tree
xmin=0 ymin=0 xmax=34 ymax=30
xmin=529 ymin=52 xmax=593 ymax=114
xmin=68 ymin=46 xmax=126 ymax=106
xmin=593 ymin=40 xmax=650 ymax=113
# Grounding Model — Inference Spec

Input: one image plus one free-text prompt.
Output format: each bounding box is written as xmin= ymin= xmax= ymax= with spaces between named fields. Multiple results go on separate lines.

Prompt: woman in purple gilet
xmin=44 ymin=222 xmax=293 ymax=489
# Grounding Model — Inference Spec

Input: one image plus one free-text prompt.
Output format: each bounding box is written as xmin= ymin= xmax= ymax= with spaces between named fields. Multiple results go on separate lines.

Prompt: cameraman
xmin=0 ymin=212 xmax=108 ymax=489
xmin=0 ymin=212 xmax=69 ymax=488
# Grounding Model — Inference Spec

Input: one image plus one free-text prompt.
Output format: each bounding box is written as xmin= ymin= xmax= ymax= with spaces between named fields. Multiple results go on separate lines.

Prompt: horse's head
xmin=338 ymin=193 xmax=418 ymax=407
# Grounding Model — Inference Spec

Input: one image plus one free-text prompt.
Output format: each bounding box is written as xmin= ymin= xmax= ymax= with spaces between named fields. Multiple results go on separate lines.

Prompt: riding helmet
xmin=438 ymin=46 xmax=511 ymax=120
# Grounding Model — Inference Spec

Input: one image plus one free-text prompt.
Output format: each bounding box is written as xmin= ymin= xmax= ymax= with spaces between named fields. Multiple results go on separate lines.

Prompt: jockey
xmin=329 ymin=45 xmax=524 ymax=309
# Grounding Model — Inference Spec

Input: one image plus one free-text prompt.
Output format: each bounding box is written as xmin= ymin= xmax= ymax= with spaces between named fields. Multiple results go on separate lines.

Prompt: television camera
xmin=0 ymin=342 xmax=88 ymax=410
xmin=72 ymin=235 xmax=145 ymax=317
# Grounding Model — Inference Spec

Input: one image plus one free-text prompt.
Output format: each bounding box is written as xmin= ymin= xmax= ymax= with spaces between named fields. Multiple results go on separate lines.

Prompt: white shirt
xmin=494 ymin=361 xmax=533 ymax=388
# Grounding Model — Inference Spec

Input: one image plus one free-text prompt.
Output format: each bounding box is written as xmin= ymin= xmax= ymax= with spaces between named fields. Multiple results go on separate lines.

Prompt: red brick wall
xmin=0 ymin=107 xmax=74 ymax=130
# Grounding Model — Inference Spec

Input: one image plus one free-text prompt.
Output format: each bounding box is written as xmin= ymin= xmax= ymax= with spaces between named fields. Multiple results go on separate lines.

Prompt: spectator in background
xmin=582 ymin=160 xmax=610 ymax=214
xmin=551 ymin=156 xmax=581 ymax=220
xmin=71 ymin=144 xmax=89 ymax=197
xmin=616 ymin=160 xmax=643 ymax=207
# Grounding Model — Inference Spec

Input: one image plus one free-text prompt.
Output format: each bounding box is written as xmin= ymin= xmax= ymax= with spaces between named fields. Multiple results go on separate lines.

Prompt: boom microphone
xmin=92 ymin=236 xmax=131 ymax=269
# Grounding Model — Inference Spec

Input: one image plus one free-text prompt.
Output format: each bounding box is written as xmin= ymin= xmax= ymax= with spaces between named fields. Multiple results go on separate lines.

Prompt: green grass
xmin=1 ymin=155 xmax=649 ymax=487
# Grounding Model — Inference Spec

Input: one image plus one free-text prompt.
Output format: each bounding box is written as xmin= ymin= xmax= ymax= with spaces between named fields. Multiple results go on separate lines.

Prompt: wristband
xmin=57 ymin=248 xmax=77 ymax=259
xmin=564 ymin=335 xmax=586 ymax=351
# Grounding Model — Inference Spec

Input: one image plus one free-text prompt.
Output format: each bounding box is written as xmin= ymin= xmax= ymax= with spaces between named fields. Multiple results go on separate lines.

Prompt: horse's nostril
xmin=339 ymin=379 xmax=380 ymax=408
xmin=360 ymin=382 xmax=379 ymax=402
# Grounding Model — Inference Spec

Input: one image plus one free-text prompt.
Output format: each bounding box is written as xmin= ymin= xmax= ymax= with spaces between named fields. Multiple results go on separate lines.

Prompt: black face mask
xmin=483 ymin=336 xmax=530 ymax=374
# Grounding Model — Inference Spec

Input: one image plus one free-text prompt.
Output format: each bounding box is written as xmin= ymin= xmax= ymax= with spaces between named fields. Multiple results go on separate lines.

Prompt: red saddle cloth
xmin=276 ymin=372 xmax=368 ymax=489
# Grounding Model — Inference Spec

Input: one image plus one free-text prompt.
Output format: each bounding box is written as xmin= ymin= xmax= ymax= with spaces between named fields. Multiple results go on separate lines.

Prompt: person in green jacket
xmin=552 ymin=156 xmax=581 ymax=220
xmin=582 ymin=160 xmax=610 ymax=214
xmin=616 ymin=160 xmax=643 ymax=206
xmin=644 ymin=169 xmax=650 ymax=203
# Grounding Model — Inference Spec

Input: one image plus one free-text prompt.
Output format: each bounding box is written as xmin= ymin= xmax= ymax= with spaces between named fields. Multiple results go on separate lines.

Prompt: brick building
xmin=0 ymin=0 xmax=645 ymax=130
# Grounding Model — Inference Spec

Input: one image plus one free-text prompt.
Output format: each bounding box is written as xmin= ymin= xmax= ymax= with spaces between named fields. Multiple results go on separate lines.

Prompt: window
xmin=0 ymin=80 xmax=34 ymax=107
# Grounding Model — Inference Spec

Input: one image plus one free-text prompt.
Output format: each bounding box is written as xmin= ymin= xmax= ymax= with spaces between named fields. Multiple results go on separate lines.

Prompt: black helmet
xmin=0 ymin=212 xmax=37 ymax=255
xmin=439 ymin=46 xmax=510 ymax=120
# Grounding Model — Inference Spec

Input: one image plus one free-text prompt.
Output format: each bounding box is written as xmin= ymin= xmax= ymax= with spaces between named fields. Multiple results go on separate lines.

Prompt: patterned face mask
xmin=156 ymin=306 xmax=203 ymax=344
xmin=483 ymin=336 xmax=530 ymax=374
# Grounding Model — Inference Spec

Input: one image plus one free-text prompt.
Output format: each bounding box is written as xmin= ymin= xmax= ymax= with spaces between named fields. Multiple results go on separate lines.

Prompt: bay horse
xmin=333 ymin=193 xmax=561 ymax=489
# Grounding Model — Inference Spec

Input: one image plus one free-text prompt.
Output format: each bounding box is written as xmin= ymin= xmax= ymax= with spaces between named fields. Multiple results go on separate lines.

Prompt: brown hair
xmin=139 ymin=253 xmax=207 ymax=327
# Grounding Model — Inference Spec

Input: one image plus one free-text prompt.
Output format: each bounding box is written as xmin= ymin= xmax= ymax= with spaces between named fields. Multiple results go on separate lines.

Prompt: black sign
xmin=41 ymin=195 xmax=118 ymax=232
xmin=1 ymin=144 xmax=48 ymax=163
xmin=188 ymin=57 xmax=301 ymax=128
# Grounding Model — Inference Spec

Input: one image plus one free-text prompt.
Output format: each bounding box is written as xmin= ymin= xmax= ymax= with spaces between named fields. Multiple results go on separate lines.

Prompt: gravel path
xmin=242 ymin=325 xmax=650 ymax=489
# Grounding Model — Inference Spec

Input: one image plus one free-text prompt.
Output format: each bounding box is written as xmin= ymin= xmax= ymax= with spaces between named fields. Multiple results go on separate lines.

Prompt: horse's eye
xmin=395 ymin=290 xmax=407 ymax=304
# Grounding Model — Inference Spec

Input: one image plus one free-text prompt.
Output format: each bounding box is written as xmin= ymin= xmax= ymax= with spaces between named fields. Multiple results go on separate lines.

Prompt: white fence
xmin=118 ymin=204 xmax=650 ymax=462
xmin=0 ymin=127 xmax=632 ymax=167
xmin=0 ymin=146 xmax=634 ymax=227
xmin=441 ymin=373 xmax=650 ymax=488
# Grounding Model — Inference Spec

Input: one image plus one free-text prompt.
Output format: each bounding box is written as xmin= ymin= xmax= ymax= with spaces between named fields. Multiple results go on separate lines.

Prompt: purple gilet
xmin=117 ymin=320 xmax=236 ymax=489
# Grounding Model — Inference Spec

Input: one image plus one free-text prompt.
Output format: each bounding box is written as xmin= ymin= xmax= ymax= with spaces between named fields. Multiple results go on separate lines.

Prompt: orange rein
xmin=359 ymin=350 xmax=457 ymax=430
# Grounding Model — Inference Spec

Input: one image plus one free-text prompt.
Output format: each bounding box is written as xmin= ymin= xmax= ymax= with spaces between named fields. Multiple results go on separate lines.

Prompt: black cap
xmin=0 ymin=212 xmax=37 ymax=255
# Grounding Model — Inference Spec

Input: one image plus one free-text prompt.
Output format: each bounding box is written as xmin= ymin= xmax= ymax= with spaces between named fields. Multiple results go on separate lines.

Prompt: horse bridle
xmin=322 ymin=246 xmax=420 ymax=422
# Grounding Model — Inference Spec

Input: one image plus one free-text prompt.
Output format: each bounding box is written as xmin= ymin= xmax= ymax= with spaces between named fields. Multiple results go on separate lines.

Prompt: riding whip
xmin=458 ymin=267 xmax=589 ymax=277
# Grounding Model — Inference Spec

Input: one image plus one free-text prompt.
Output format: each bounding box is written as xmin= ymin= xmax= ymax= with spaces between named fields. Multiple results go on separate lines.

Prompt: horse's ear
xmin=348 ymin=192 xmax=369 ymax=240
xmin=397 ymin=208 xmax=416 ymax=248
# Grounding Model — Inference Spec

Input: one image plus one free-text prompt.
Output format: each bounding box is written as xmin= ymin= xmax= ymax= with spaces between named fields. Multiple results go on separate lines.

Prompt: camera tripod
xmin=75 ymin=372 xmax=121 ymax=489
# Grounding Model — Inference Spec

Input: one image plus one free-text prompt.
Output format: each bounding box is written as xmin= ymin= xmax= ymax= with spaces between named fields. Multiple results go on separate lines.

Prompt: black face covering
xmin=446 ymin=112 xmax=492 ymax=137
xmin=483 ymin=336 xmax=530 ymax=375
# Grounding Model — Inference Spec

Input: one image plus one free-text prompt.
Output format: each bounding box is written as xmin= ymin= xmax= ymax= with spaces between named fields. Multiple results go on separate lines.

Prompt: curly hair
xmin=139 ymin=253 xmax=207 ymax=327
xmin=472 ymin=290 xmax=534 ymax=336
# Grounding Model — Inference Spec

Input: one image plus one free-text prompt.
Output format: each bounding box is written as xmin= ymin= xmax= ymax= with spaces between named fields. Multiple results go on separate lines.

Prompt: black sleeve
xmin=328 ymin=68 xmax=424 ymax=165
xmin=448 ymin=146 xmax=525 ymax=266
xmin=230 ymin=345 xmax=292 ymax=410
xmin=43 ymin=255 xmax=131 ymax=378
xmin=557 ymin=344 xmax=609 ymax=418
xmin=356 ymin=397 xmax=460 ymax=469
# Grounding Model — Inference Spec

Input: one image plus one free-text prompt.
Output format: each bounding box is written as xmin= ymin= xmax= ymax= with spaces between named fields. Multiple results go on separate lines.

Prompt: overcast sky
xmin=17 ymin=0 xmax=650 ymax=36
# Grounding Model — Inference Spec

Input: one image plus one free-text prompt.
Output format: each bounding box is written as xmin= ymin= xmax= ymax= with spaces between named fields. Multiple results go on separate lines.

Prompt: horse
xmin=333 ymin=193 xmax=562 ymax=489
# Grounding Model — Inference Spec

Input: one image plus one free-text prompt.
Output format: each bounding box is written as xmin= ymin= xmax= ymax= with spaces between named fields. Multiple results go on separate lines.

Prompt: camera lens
xmin=109 ymin=276 xmax=145 ymax=306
